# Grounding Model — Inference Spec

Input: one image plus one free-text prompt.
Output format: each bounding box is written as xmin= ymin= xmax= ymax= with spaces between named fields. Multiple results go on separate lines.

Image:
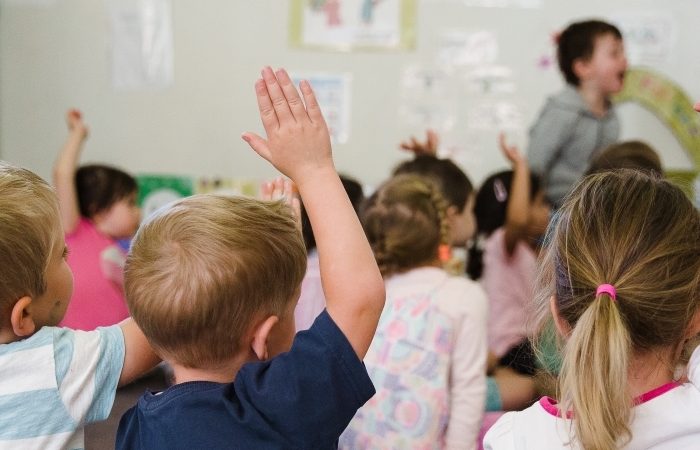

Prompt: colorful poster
xmin=291 ymin=72 xmax=352 ymax=144
xmin=137 ymin=175 xmax=193 ymax=220
xmin=290 ymin=0 xmax=416 ymax=50
xmin=108 ymin=0 xmax=174 ymax=90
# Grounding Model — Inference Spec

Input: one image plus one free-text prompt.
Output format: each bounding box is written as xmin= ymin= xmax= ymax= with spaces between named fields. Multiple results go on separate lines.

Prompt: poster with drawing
xmin=290 ymin=0 xmax=416 ymax=50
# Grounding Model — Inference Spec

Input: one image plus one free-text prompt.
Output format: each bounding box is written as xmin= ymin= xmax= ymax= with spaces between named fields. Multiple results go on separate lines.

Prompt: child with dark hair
xmin=53 ymin=109 xmax=141 ymax=330
xmin=528 ymin=19 xmax=627 ymax=206
xmin=586 ymin=140 xmax=663 ymax=176
xmin=295 ymin=174 xmax=365 ymax=331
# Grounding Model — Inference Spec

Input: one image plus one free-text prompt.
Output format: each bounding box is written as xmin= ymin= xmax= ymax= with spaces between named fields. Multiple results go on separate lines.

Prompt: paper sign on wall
xmin=291 ymin=73 xmax=352 ymax=144
xmin=108 ymin=0 xmax=173 ymax=90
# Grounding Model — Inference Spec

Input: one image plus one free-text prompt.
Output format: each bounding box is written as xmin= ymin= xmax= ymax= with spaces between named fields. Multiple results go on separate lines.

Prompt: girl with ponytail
xmin=340 ymin=174 xmax=489 ymax=449
xmin=484 ymin=169 xmax=700 ymax=449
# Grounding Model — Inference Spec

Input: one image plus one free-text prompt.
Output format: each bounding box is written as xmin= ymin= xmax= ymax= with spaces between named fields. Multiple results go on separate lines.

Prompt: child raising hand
xmin=53 ymin=109 xmax=141 ymax=330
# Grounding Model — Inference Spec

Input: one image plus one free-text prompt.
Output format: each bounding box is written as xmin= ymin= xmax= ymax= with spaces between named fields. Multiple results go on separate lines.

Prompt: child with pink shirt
xmin=469 ymin=136 xmax=550 ymax=411
xmin=53 ymin=109 xmax=141 ymax=330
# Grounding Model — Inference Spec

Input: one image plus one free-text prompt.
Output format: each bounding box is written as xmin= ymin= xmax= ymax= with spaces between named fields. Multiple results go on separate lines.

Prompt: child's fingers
xmin=261 ymin=66 xmax=294 ymax=124
xmin=694 ymin=102 xmax=700 ymax=113
xmin=242 ymin=132 xmax=272 ymax=162
xmin=260 ymin=181 xmax=274 ymax=201
xmin=299 ymin=80 xmax=325 ymax=125
xmin=275 ymin=68 xmax=309 ymax=122
xmin=255 ymin=79 xmax=279 ymax=132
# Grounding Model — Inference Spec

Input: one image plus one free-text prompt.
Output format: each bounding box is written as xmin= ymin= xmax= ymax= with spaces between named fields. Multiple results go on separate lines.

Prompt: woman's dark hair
xmin=75 ymin=165 xmax=137 ymax=218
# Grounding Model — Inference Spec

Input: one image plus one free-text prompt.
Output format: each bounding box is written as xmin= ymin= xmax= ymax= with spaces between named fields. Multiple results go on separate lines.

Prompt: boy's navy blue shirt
xmin=116 ymin=311 xmax=375 ymax=450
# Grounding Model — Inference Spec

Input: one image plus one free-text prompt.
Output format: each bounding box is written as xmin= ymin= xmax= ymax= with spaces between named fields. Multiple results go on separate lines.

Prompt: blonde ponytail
xmin=531 ymin=170 xmax=700 ymax=450
xmin=559 ymin=293 xmax=631 ymax=449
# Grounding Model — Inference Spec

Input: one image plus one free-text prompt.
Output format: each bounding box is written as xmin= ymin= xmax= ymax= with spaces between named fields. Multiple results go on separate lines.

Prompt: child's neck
xmin=628 ymin=349 xmax=676 ymax=399
xmin=169 ymin=354 xmax=249 ymax=385
xmin=576 ymin=83 xmax=609 ymax=118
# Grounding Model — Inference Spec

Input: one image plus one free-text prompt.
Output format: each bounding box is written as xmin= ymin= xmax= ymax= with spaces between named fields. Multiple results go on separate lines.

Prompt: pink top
xmin=294 ymin=250 xmax=325 ymax=332
xmin=60 ymin=218 xmax=130 ymax=330
xmin=481 ymin=228 xmax=538 ymax=357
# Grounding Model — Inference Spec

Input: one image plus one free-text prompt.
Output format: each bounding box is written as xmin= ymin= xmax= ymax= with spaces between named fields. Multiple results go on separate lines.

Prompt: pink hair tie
xmin=596 ymin=284 xmax=617 ymax=302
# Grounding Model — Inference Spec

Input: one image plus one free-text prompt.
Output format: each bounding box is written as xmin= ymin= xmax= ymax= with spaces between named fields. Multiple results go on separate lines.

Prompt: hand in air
xmin=242 ymin=67 xmax=333 ymax=184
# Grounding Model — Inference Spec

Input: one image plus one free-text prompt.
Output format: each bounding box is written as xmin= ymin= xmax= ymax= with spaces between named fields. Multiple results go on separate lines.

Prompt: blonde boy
xmin=0 ymin=163 xmax=159 ymax=450
xmin=116 ymin=67 xmax=385 ymax=449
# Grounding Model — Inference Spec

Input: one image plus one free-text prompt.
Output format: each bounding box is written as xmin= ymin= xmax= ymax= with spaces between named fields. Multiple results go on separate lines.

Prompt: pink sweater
xmin=481 ymin=228 xmax=537 ymax=358
xmin=60 ymin=218 xmax=130 ymax=330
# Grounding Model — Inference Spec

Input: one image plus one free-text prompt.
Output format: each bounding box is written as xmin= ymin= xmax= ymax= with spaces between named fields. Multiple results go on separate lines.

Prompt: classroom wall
xmin=1 ymin=0 xmax=698 ymax=189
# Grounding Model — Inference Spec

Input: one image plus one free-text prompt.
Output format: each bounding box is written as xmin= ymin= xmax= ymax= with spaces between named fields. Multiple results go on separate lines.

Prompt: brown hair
xmin=587 ymin=140 xmax=663 ymax=176
xmin=75 ymin=164 xmax=137 ymax=218
xmin=558 ymin=19 xmax=623 ymax=86
xmin=532 ymin=170 xmax=700 ymax=449
xmin=125 ymin=194 xmax=307 ymax=368
xmin=0 ymin=162 xmax=60 ymax=319
xmin=362 ymin=174 xmax=449 ymax=277
xmin=393 ymin=155 xmax=474 ymax=213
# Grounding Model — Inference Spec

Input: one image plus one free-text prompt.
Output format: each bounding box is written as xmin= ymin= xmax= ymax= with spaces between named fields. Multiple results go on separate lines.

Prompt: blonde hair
xmin=362 ymin=174 xmax=449 ymax=277
xmin=125 ymin=194 xmax=307 ymax=368
xmin=0 ymin=162 xmax=60 ymax=318
xmin=532 ymin=170 xmax=700 ymax=450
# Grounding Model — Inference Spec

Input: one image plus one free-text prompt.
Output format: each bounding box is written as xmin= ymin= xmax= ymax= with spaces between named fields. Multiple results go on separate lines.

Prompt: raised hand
xmin=399 ymin=129 xmax=439 ymax=157
xmin=65 ymin=108 xmax=89 ymax=140
xmin=242 ymin=67 xmax=333 ymax=185
xmin=260 ymin=177 xmax=301 ymax=229
xmin=499 ymin=132 xmax=524 ymax=167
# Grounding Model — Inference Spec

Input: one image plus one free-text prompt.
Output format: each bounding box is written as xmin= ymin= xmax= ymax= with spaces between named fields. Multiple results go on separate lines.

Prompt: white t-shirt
xmin=483 ymin=346 xmax=700 ymax=449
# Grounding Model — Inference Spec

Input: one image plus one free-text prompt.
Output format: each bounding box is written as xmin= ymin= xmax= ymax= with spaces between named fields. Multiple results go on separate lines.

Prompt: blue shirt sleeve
xmin=234 ymin=310 xmax=375 ymax=449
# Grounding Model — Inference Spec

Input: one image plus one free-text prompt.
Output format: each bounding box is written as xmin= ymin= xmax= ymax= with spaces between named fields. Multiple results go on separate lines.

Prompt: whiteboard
xmin=1 ymin=0 xmax=698 ymax=189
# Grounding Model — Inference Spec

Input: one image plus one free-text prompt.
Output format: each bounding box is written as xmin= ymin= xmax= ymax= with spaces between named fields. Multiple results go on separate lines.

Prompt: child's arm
xmin=243 ymin=67 xmax=385 ymax=359
xmin=53 ymin=109 xmax=87 ymax=234
xmin=500 ymin=134 xmax=530 ymax=256
xmin=117 ymin=318 xmax=161 ymax=387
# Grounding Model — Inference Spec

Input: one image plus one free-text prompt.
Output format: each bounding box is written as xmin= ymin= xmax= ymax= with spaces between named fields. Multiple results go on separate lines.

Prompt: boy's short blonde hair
xmin=125 ymin=194 xmax=307 ymax=368
xmin=0 ymin=162 xmax=61 ymax=318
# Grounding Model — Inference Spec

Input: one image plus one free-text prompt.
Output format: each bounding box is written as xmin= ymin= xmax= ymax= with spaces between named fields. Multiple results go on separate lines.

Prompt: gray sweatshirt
xmin=526 ymin=85 xmax=620 ymax=206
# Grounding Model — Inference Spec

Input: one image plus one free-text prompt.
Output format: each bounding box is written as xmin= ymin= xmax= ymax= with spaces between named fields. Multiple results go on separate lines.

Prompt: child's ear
xmin=250 ymin=315 xmax=279 ymax=361
xmin=573 ymin=58 xmax=592 ymax=82
xmin=10 ymin=296 xmax=37 ymax=337
xmin=550 ymin=296 xmax=571 ymax=338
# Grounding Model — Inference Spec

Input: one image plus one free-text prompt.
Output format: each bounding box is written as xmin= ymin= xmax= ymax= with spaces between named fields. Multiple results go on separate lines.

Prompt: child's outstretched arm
xmin=117 ymin=318 xmax=161 ymax=387
xmin=499 ymin=133 xmax=530 ymax=256
xmin=243 ymin=67 xmax=385 ymax=359
xmin=53 ymin=109 xmax=87 ymax=234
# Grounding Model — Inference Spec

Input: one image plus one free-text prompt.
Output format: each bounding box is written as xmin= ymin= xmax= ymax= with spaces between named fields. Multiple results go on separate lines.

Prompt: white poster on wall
xmin=437 ymin=30 xmax=499 ymax=69
xmin=398 ymin=66 xmax=457 ymax=132
xmin=108 ymin=0 xmax=173 ymax=90
xmin=611 ymin=11 xmax=677 ymax=65
xmin=291 ymin=73 xmax=352 ymax=144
